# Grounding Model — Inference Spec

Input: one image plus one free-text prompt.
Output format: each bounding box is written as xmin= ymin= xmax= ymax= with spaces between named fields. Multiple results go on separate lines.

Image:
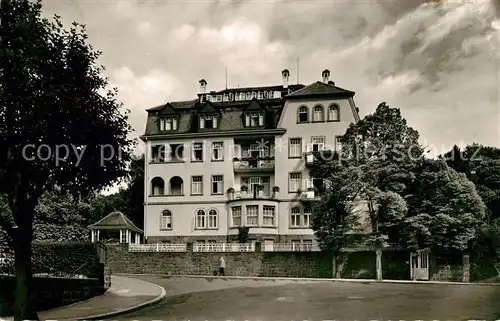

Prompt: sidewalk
xmin=119 ymin=273 xmax=500 ymax=286
xmin=1 ymin=276 xmax=166 ymax=321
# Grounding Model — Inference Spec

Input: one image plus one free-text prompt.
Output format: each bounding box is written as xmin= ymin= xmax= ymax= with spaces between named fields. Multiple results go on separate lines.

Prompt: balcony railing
xmin=233 ymin=157 xmax=275 ymax=172
xmin=129 ymin=243 xmax=187 ymax=252
xmin=229 ymin=191 xmax=275 ymax=200
xmin=193 ymin=243 xmax=255 ymax=252
xmin=299 ymin=190 xmax=322 ymax=201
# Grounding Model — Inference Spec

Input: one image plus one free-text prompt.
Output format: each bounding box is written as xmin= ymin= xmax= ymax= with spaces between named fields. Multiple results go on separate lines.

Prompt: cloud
xmin=109 ymin=67 xmax=180 ymax=136
xmin=41 ymin=0 xmax=499 ymax=154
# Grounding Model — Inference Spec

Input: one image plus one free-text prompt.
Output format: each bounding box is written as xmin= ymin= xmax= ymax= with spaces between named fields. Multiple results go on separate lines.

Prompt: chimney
xmin=322 ymin=69 xmax=330 ymax=83
xmin=199 ymin=79 xmax=207 ymax=93
xmin=282 ymin=69 xmax=290 ymax=89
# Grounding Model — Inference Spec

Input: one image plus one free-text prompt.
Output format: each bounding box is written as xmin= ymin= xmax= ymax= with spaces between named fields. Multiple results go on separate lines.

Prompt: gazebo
xmin=88 ymin=211 xmax=143 ymax=244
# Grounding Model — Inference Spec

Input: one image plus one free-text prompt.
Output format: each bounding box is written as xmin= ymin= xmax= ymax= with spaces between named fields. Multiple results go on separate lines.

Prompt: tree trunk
xmin=376 ymin=248 xmax=383 ymax=281
xmin=13 ymin=209 xmax=39 ymax=321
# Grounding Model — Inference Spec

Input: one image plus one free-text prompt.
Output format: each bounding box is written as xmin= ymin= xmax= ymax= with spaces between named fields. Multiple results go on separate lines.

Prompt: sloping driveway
xmin=111 ymin=275 xmax=500 ymax=320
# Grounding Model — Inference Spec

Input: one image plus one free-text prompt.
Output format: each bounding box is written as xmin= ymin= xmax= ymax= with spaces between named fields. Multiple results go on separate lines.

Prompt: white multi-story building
xmin=140 ymin=69 xmax=360 ymax=247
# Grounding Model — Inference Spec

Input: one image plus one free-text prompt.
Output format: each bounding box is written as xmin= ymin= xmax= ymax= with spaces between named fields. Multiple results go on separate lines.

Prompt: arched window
xmin=169 ymin=176 xmax=184 ymax=196
xmin=196 ymin=209 xmax=206 ymax=229
xmin=290 ymin=207 xmax=301 ymax=227
xmin=208 ymin=209 xmax=218 ymax=228
xmin=313 ymin=105 xmax=324 ymax=122
xmin=303 ymin=207 xmax=312 ymax=228
xmin=297 ymin=106 xmax=308 ymax=123
xmin=160 ymin=210 xmax=172 ymax=229
xmin=328 ymin=104 xmax=340 ymax=121
xmin=151 ymin=177 xmax=165 ymax=196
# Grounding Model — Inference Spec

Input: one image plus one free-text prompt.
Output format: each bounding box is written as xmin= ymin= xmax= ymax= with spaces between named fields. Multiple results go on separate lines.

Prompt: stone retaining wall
xmin=0 ymin=274 xmax=105 ymax=316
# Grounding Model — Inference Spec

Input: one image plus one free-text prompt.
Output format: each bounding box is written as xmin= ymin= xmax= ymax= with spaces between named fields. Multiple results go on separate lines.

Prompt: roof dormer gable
xmin=243 ymin=98 xmax=267 ymax=112
xmin=197 ymin=101 xmax=220 ymax=115
xmin=157 ymin=103 xmax=179 ymax=116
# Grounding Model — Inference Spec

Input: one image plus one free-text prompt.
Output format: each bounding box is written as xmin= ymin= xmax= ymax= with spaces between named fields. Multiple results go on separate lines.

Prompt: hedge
xmin=1 ymin=242 xmax=101 ymax=278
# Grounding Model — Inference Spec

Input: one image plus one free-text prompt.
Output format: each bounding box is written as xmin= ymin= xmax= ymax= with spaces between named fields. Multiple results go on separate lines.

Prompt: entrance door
xmin=410 ymin=251 xmax=429 ymax=280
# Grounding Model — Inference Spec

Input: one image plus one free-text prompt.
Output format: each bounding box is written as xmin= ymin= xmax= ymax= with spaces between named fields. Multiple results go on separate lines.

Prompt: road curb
xmin=115 ymin=273 xmax=500 ymax=286
xmin=75 ymin=280 xmax=167 ymax=321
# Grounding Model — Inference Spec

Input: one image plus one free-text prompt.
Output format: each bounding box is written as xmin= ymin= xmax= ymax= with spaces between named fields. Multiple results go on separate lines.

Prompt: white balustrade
xmin=193 ymin=242 xmax=255 ymax=252
xmin=128 ymin=243 xmax=187 ymax=252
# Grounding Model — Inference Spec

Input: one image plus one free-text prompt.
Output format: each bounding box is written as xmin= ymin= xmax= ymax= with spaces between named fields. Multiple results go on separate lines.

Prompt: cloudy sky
xmin=41 ymin=0 xmax=499 ymax=156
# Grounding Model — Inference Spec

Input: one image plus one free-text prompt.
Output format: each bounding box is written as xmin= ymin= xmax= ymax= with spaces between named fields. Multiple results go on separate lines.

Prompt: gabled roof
xmin=146 ymin=99 xmax=198 ymax=112
xmin=158 ymin=103 xmax=179 ymax=116
xmin=88 ymin=211 xmax=143 ymax=234
xmin=285 ymin=81 xmax=355 ymax=99
xmin=196 ymin=101 xmax=219 ymax=114
xmin=243 ymin=98 xmax=267 ymax=112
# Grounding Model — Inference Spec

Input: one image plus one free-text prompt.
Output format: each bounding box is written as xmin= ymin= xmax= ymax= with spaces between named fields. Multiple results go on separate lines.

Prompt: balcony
xmin=299 ymin=190 xmax=322 ymax=202
xmin=233 ymin=157 xmax=275 ymax=173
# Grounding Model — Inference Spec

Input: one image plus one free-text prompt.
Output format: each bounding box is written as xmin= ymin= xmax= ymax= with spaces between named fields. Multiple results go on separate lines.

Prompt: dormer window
xmin=200 ymin=115 xmax=218 ymax=129
xmin=245 ymin=112 xmax=264 ymax=127
xmin=159 ymin=117 xmax=178 ymax=131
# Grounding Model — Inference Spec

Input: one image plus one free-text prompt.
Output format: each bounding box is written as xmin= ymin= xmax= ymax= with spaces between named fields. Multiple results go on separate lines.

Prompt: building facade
xmin=140 ymin=69 xmax=360 ymax=246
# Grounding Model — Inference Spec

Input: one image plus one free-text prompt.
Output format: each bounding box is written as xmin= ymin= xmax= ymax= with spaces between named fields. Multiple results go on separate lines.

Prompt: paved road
xmin=111 ymin=276 xmax=500 ymax=321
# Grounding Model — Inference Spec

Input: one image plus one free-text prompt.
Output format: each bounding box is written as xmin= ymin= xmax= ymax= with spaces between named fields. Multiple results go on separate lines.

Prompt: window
xmin=245 ymin=112 xmax=264 ymax=127
xmin=120 ymin=230 xmax=127 ymax=243
xmin=191 ymin=176 xmax=203 ymax=195
xmin=208 ymin=209 xmax=218 ymax=228
xmin=257 ymin=91 xmax=263 ymax=99
xmin=335 ymin=136 xmax=343 ymax=151
xmin=246 ymin=205 xmax=258 ymax=226
xmin=288 ymin=172 xmax=302 ymax=192
xmin=151 ymin=177 xmax=165 ymax=195
xmin=303 ymin=208 xmax=311 ymax=227
xmin=232 ymin=206 xmax=242 ymax=227
xmin=242 ymin=176 xmax=270 ymax=197
xmin=329 ymin=104 xmax=340 ymax=121
xmin=263 ymin=206 xmax=275 ymax=227
xmin=159 ymin=117 xmax=177 ymax=131
xmin=200 ymin=115 xmax=218 ymax=129
xmin=311 ymin=136 xmax=325 ymax=152
xmin=212 ymin=142 xmax=224 ymax=161
xmin=169 ymin=144 xmax=184 ymax=162
xmin=195 ymin=209 xmax=206 ymax=229
xmin=195 ymin=209 xmax=217 ymax=229
xmin=168 ymin=176 xmax=183 ymax=196
xmin=211 ymin=175 xmax=223 ymax=194
xmin=192 ymin=142 xmax=203 ymax=161
xmin=290 ymin=207 xmax=301 ymax=227
xmin=297 ymin=106 xmax=308 ymax=122
xmin=313 ymin=105 xmax=324 ymax=122
xmin=151 ymin=145 xmax=165 ymax=162
xmin=160 ymin=210 xmax=172 ymax=229
xmin=289 ymin=138 xmax=302 ymax=158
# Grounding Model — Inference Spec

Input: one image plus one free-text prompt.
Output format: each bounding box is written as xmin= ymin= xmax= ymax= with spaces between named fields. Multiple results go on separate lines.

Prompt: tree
xmin=403 ymin=159 xmax=486 ymax=253
xmin=122 ymin=155 xmax=144 ymax=228
xmin=442 ymin=144 xmax=500 ymax=221
xmin=0 ymin=1 xmax=133 ymax=319
xmin=311 ymin=103 xmax=422 ymax=248
xmin=33 ymin=190 xmax=93 ymax=242
xmin=310 ymin=153 xmax=363 ymax=254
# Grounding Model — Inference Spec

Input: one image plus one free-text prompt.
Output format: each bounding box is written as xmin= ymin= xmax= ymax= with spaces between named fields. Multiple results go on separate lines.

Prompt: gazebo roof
xmin=88 ymin=211 xmax=143 ymax=234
